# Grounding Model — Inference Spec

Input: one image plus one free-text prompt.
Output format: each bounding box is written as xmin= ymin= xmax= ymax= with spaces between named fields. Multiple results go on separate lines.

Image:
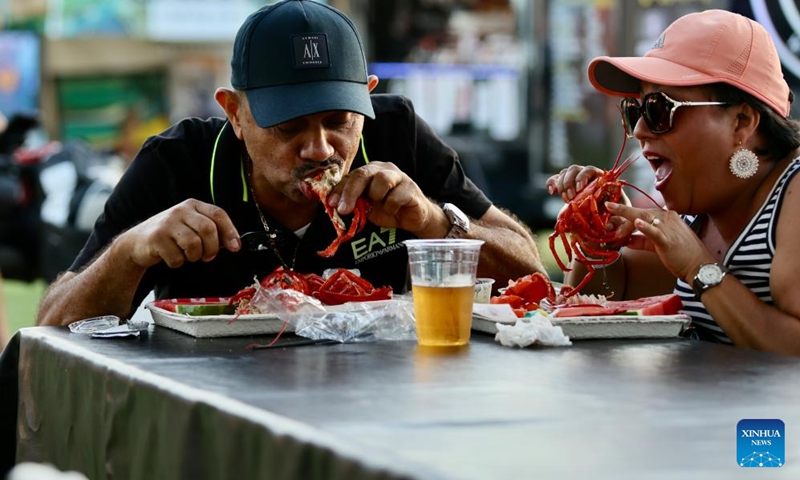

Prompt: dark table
xmin=3 ymin=325 xmax=800 ymax=479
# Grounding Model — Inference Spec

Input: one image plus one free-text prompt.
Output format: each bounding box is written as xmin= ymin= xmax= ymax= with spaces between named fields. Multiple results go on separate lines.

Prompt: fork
xmin=240 ymin=231 xmax=273 ymax=252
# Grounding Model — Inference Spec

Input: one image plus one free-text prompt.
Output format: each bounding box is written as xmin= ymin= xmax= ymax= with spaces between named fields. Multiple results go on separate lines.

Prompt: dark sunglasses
xmin=620 ymin=91 xmax=728 ymax=137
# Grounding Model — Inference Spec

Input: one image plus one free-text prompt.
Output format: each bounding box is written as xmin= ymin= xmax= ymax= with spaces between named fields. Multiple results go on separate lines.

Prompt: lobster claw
xmin=317 ymin=198 xmax=371 ymax=257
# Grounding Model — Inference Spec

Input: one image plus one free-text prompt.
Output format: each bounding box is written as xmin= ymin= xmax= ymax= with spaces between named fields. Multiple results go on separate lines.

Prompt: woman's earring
xmin=729 ymin=148 xmax=759 ymax=179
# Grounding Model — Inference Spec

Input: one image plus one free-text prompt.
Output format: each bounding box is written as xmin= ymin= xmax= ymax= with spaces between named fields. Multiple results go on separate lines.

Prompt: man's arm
xmin=414 ymin=202 xmax=544 ymax=288
xmin=37 ymin=199 xmax=241 ymax=326
xmin=37 ymin=242 xmax=148 ymax=326
xmin=470 ymin=206 xmax=546 ymax=287
xmin=330 ymin=161 xmax=546 ymax=288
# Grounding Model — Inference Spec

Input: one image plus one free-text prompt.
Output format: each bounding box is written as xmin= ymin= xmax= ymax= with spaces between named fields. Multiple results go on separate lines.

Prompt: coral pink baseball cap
xmin=588 ymin=9 xmax=791 ymax=117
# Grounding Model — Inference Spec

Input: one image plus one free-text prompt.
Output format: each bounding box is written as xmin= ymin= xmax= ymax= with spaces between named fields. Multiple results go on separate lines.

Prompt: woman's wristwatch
xmin=692 ymin=263 xmax=729 ymax=299
xmin=441 ymin=203 xmax=470 ymax=239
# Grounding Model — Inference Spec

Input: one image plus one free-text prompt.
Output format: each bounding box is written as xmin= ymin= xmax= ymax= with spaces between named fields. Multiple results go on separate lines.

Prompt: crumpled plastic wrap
xmin=69 ymin=316 xmax=121 ymax=334
xmin=68 ymin=316 xmax=149 ymax=339
xmin=247 ymin=286 xmax=417 ymax=343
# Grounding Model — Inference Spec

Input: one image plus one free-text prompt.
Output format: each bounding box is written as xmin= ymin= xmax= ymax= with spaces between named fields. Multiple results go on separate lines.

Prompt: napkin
xmin=491 ymin=309 xmax=572 ymax=348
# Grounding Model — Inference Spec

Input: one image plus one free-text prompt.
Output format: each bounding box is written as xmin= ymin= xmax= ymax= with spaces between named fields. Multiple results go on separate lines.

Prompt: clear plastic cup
xmin=404 ymin=239 xmax=484 ymax=346
xmin=473 ymin=278 xmax=496 ymax=304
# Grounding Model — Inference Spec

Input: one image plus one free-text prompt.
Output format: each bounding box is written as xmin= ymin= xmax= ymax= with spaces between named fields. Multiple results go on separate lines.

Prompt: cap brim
xmin=245 ymin=81 xmax=375 ymax=128
xmin=588 ymin=56 xmax=717 ymax=98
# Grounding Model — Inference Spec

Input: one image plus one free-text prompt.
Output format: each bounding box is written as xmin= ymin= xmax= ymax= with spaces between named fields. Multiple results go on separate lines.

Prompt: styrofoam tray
xmin=146 ymin=303 xmax=291 ymax=338
xmin=472 ymin=311 xmax=691 ymax=340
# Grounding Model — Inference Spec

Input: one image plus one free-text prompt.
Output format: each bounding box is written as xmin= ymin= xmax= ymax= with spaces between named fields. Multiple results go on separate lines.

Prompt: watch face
xmin=698 ymin=265 xmax=722 ymax=284
xmin=442 ymin=203 xmax=469 ymax=234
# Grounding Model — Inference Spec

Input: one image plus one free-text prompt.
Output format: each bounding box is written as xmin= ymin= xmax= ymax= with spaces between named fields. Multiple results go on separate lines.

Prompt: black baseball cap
xmin=231 ymin=0 xmax=375 ymax=128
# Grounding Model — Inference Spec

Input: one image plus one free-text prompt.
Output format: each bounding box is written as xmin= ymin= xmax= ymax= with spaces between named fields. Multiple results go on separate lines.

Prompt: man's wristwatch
xmin=441 ymin=203 xmax=470 ymax=239
xmin=692 ymin=263 xmax=728 ymax=299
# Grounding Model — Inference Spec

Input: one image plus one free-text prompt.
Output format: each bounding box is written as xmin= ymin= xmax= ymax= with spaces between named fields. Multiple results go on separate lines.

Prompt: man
xmin=37 ymin=0 xmax=544 ymax=326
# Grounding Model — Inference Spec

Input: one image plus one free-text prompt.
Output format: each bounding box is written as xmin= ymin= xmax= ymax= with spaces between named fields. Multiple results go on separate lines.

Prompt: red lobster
xmin=549 ymin=136 xmax=662 ymax=298
xmin=228 ymin=267 xmax=392 ymax=314
xmin=305 ymin=169 xmax=371 ymax=258
xmin=312 ymin=268 xmax=392 ymax=306
xmin=228 ymin=267 xmax=311 ymax=315
xmin=490 ymin=272 xmax=556 ymax=318
xmin=229 ymin=266 xmax=392 ymax=348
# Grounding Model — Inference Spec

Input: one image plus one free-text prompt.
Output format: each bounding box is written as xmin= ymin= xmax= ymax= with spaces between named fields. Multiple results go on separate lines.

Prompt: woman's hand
xmin=606 ymin=202 xmax=713 ymax=282
xmin=546 ymin=165 xmax=635 ymax=242
xmin=546 ymin=165 xmax=605 ymax=202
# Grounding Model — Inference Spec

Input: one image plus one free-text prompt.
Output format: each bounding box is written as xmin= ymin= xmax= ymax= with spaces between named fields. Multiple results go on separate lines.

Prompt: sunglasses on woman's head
xmin=619 ymin=91 xmax=728 ymax=137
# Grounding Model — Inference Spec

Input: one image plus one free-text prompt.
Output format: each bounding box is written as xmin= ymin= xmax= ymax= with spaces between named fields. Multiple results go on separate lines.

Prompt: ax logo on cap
xmin=293 ymin=34 xmax=330 ymax=69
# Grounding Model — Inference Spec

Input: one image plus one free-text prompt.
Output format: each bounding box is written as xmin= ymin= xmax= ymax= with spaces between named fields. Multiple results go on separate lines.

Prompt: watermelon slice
xmin=152 ymin=298 xmax=232 ymax=314
xmin=175 ymin=304 xmax=235 ymax=316
xmin=604 ymin=294 xmax=683 ymax=316
xmin=551 ymin=304 xmax=629 ymax=318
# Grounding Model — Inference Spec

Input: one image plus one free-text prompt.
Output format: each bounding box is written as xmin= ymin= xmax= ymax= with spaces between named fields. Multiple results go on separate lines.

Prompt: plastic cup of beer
xmin=405 ymin=239 xmax=484 ymax=347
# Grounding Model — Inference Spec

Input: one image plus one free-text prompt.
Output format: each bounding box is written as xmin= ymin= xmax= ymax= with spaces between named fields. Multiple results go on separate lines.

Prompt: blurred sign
xmin=46 ymin=0 xmax=144 ymax=37
xmin=145 ymin=0 xmax=259 ymax=42
xmin=0 ymin=31 xmax=40 ymax=116
xmin=370 ymin=62 xmax=521 ymax=140
xmin=748 ymin=0 xmax=800 ymax=83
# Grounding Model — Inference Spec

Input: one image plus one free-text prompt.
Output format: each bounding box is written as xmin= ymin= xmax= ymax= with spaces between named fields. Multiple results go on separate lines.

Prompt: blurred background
xmin=2 ymin=0 xmax=799 ymax=339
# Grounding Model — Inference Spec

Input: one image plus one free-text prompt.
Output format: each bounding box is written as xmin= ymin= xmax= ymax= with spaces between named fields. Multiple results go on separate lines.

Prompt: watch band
xmin=441 ymin=203 xmax=470 ymax=239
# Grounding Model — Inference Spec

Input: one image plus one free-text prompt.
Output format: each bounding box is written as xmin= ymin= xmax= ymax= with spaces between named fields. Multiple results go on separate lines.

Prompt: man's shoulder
xmin=137 ymin=117 xmax=232 ymax=170
xmin=147 ymin=117 xmax=228 ymax=147
xmin=369 ymin=94 xmax=415 ymax=117
xmin=130 ymin=116 xmax=232 ymax=178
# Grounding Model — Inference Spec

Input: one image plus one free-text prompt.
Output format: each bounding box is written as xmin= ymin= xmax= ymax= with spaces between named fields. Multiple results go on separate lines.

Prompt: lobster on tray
xmin=304 ymin=169 xmax=371 ymax=258
xmin=228 ymin=267 xmax=392 ymax=349
xmin=228 ymin=266 xmax=392 ymax=315
xmin=490 ymin=272 xmax=556 ymax=318
xmin=548 ymin=136 xmax=662 ymax=298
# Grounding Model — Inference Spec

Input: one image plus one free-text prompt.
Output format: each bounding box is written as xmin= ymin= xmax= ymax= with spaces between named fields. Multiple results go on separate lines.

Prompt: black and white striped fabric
xmin=675 ymin=158 xmax=800 ymax=344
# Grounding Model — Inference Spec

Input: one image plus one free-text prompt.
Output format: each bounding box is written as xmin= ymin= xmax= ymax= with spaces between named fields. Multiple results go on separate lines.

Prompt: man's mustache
xmin=294 ymin=158 xmax=344 ymax=178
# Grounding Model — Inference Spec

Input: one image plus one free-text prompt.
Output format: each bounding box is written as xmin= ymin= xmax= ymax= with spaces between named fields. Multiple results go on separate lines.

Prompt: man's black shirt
xmin=71 ymin=95 xmax=492 ymax=308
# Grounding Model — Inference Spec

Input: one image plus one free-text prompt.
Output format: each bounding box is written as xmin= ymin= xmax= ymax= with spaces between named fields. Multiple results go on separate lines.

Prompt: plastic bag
xmin=247 ymin=286 xmax=417 ymax=343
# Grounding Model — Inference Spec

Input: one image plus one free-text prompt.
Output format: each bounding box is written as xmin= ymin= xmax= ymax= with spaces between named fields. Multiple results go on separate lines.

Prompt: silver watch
xmin=441 ymin=203 xmax=470 ymax=239
xmin=692 ymin=263 xmax=728 ymax=299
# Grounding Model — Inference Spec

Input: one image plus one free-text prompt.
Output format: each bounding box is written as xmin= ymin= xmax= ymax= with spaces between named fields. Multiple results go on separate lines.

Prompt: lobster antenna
xmin=612 ymin=130 xmax=664 ymax=208
xmin=620 ymin=181 xmax=664 ymax=209
xmin=609 ymin=133 xmax=628 ymax=170
xmin=615 ymin=153 xmax=640 ymax=175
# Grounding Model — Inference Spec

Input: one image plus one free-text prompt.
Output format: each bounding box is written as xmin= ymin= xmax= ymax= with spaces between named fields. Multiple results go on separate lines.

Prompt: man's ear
xmin=215 ymin=88 xmax=244 ymax=139
xmin=367 ymin=75 xmax=379 ymax=93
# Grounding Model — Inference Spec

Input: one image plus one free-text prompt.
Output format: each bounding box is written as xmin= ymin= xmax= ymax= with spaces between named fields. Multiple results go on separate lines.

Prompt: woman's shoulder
xmin=774 ymin=156 xmax=800 ymax=191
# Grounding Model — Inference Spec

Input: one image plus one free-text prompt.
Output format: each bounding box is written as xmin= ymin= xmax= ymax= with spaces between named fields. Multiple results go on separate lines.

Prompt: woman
xmin=546 ymin=10 xmax=800 ymax=356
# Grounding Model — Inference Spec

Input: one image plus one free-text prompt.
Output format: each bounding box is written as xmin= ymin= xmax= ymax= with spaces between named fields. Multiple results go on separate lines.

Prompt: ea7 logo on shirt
xmin=352 ymin=227 xmax=403 ymax=264
xmin=292 ymin=33 xmax=329 ymax=68
xmin=737 ymin=419 xmax=785 ymax=468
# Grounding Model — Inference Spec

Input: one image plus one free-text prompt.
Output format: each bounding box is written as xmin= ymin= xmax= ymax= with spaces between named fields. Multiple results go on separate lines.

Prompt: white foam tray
xmin=472 ymin=313 xmax=691 ymax=340
xmin=146 ymin=303 xmax=292 ymax=338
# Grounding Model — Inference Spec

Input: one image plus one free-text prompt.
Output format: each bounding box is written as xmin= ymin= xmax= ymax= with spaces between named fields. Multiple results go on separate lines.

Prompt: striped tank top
xmin=675 ymin=158 xmax=800 ymax=344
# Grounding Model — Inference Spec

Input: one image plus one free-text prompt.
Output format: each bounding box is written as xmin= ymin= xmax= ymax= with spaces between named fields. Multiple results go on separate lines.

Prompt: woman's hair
xmin=710 ymin=83 xmax=800 ymax=161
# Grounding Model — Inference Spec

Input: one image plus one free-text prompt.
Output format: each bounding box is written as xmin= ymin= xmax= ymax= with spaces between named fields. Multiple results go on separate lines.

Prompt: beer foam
xmin=413 ymin=273 xmax=474 ymax=288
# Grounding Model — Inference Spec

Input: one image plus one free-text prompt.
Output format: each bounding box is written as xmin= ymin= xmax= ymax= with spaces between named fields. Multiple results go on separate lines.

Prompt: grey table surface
xmin=9 ymin=325 xmax=800 ymax=479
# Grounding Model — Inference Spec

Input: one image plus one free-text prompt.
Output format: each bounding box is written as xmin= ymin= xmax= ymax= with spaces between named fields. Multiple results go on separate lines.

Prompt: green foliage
xmin=5 ymin=279 xmax=46 ymax=334
xmin=535 ymin=229 xmax=564 ymax=282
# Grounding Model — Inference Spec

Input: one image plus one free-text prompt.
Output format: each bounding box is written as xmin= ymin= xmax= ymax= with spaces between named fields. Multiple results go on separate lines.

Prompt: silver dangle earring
xmin=729 ymin=147 xmax=759 ymax=179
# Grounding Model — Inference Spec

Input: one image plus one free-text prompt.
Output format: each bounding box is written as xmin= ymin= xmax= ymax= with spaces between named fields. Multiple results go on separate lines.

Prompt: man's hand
xmin=119 ymin=199 xmax=241 ymax=269
xmin=325 ymin=161 xmax=448 ymax=237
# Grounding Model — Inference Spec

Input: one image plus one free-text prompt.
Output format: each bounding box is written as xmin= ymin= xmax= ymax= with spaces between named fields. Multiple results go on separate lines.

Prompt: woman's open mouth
xmin=646 ymin=154 xmax=673 ymax=192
